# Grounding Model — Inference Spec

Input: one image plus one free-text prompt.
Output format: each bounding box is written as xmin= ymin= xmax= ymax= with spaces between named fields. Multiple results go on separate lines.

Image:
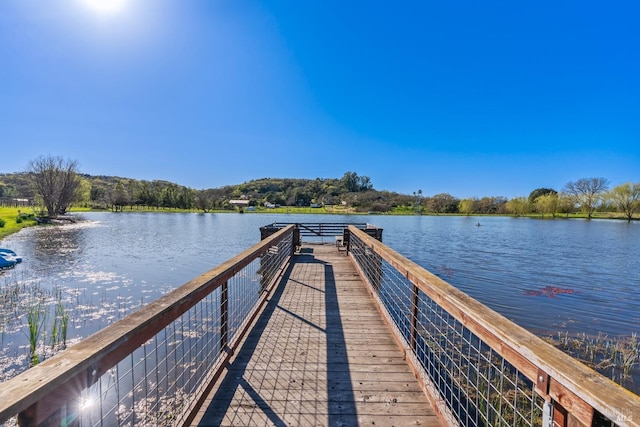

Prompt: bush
xmin=0 ymin=218 xmax=5 ymax=228
xmin=16 ymin=216 xmax=23 ymax=224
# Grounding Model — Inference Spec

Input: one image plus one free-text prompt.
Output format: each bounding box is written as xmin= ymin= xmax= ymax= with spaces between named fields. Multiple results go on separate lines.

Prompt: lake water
xmin=1 ymin=212 xmax=639 ymax=380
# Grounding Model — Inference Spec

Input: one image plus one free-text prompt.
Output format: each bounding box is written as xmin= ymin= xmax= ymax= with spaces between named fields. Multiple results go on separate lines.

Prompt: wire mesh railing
xmin=0 ymin=225 xmax=294 ymax=427
xmin=347 ymin=225 xmax=640 ymax=427
xmin=260 ymin=222 xmax=383 ymax=246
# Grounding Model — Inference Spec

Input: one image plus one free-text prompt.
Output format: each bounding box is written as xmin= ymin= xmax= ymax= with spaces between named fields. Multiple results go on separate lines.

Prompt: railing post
xmin=220 ymin=281 xmax=228 ymax=351
xmin=553 ymin=401 xmax=568 ymax=427
xmin=410 ymin=284 xmax=419 ymax=350
xmin=17 ymin=374 xmax=87 ymax=426
xmin=293 ymin=227 xmax=300 ymax=251
xmin=343 ymin=228 xmax=350 ymax=253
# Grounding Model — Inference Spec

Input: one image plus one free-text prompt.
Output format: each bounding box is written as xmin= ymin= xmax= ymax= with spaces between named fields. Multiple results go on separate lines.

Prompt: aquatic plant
xmin=620 ymin=333 xmax=639 ymax=378
xmin=58 ymin=301 xmax=69 ymax=349
xmin=1 ymin=269 xmax=147 ymax=383
xmin=49 ymin=292 xmax=69 ymax=350
xmin=550 ymin=330 xmax=640 ymax=387
xmin=26 ymin=303 xmax=46 ymax=366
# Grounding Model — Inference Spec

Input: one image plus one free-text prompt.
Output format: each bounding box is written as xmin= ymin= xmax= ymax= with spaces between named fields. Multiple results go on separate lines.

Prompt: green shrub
xmin=0 ymin=218 xmax=5 ymax=228
xmin=16 ymin=216 xmax=23 ymax=224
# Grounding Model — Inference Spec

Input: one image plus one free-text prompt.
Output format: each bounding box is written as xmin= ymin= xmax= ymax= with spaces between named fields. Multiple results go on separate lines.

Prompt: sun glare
xmin=81 ymin=0 xmax=128 ymax=15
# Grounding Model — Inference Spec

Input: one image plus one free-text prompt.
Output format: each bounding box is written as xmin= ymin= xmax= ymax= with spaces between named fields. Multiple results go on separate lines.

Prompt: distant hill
xmin=0 ymin=171 xmax=416 ymax=213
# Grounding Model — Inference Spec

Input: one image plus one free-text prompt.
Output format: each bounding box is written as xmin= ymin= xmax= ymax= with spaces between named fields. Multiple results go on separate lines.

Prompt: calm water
xmin=1 ymin=212 xmax=639 ymax=365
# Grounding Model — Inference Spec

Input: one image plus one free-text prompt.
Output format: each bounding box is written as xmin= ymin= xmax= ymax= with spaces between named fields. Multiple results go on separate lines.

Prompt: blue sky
xmin=1 ymin=1 xmax=638 ymax=198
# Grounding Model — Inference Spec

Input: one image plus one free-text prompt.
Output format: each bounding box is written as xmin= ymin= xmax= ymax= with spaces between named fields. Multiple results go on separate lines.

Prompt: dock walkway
xmin=192 ymin=244 xmax=442 ymax=426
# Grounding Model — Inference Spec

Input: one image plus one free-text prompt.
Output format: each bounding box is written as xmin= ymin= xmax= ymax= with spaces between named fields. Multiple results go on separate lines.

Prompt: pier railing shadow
xmin=195 ymin=257 xmax=295 ymax=426
xmin=196 ymin=248 xmax=359 ymax=426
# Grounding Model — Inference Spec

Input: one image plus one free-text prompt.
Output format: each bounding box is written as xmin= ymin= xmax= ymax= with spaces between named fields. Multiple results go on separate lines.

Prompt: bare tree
xmin=195 ymin=190 xmax=212 ymax=212
xmin=27 ymin=156 xmax=82 ymax=217
xmin=564 ymin=177 xmax=609 ymax=219
xmin=607 ymin=182 xmax=640 ymax=222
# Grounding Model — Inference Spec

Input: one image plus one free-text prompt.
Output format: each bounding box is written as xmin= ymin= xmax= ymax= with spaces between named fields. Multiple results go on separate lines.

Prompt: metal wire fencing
xmin=349 ymin=230 xmax=547 ymax=427
xmin=0 ymin=226 xmax=294 ymax=426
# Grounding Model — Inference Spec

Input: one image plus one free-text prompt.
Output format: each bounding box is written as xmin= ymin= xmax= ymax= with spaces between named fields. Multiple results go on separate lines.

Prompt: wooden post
xmin=342 ymin=228 xmax=350 ymax=253
xmin=220 ymin=281 xmax=228 ymax=351
xmin=17 ymin=373 xmax=88 ymax=426
xmin=553 ymin=401 xmax=567 ymax=427
xmin=260 ymin=225 xmax=279 ymax=240
xmin=293 ymin=227 xmax=300 ymax=250
xmin=410 ymin=284 xmax=419 ymax=350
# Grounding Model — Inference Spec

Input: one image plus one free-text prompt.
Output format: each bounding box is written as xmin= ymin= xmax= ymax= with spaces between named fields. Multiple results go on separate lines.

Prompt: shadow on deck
xmin=192 ymin=245 xmax=441 ymax=426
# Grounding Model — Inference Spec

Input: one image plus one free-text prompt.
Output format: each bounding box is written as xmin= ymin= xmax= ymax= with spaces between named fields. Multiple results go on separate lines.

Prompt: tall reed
xmin=56 ymin=299 xmax=69 ymax=349
xmin=26 ymin=303 xmax=46 ymax=366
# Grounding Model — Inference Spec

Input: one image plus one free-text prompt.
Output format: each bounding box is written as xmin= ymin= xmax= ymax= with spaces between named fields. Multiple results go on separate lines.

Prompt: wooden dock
xmin=191 ymin=244 xmax=442 ymax=426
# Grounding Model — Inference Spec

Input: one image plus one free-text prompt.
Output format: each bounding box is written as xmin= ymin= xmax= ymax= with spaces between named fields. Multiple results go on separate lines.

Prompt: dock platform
xmin=192 ymin=244 xmax=442 ymax=426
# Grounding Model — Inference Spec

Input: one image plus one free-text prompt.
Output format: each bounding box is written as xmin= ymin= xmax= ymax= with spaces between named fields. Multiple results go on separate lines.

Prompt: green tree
xmin=564 ymin=177 xmax=609 ymax=219
xmin=607 ymin=182 xmax=640 ymax=222
xmin=27 ymin=156 xmax=82 ymax=216
xmin=528 ymin=188 xmax=557 ymax=203
xmin=162 ymin=183 xmax=179 ymax=208
xmin=109 ymin=180 xmax=129 ymax=211
xmin=176 ymin=186 xmax=195 ymax=209
xmin=136 ymin=180 xmax=152 ymax=206
xmin=90 ymin=185 xmax=106 ymax=205
xmin=476 ymin=196 xmax=508 ymax=214
xmin=534 ymin=193 xmax=559 ymax=218
xmin=427 ymin=193 xmax=459 ymax=213
xmin=458 ymin=198 xmax=477 ymax=215
xmin=358 ymin=175 xmax=373 ymax=191
xmin=413 ymin=189 xmax=423 ymax=214
xmin=557 ymin=193 xmax=576 ymax=216
xmin=505 ymin=197 xmax=530 ymax=216
xmin=341 ymin=172 xmax=360 ymax=192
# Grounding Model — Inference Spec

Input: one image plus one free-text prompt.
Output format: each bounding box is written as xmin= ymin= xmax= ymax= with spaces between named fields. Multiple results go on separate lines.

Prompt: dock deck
xmin=192 ymin=244 xmax=442 ymax=426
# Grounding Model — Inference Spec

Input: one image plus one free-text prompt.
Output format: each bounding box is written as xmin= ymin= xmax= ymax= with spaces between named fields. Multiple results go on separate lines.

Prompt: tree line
xmin=1 ymin=156 xmax=638 ymax=220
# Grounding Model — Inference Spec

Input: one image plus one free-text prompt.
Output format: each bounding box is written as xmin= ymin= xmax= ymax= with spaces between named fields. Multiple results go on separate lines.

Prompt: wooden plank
xmin=192 ymin=244 xmax=442 ymax=427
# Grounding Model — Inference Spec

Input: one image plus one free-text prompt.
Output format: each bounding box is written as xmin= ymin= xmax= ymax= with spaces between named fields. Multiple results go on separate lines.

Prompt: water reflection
xmin=30 ymin=223 xmax=84 ymax=265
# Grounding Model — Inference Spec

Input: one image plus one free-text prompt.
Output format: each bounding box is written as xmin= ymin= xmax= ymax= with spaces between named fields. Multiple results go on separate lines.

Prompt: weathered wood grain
xmin=192 ymin=244 xmax=442 ymax=427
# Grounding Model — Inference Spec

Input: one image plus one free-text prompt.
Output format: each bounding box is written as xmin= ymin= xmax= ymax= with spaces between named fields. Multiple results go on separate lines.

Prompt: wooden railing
xmin=347 ymin=225 xmax=640 ymax=427
xmin=260 ymin=222 xmax=383 ymax=245
xmin=0 ymin=225 xmax=295 ymax=426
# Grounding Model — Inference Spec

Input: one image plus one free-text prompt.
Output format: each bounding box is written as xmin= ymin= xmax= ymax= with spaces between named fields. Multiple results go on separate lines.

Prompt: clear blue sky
xmin=1 ymin=1 xmax=638 ymax=198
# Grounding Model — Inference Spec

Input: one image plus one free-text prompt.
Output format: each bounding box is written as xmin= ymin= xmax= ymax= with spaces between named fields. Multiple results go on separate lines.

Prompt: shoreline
xmin=1 ymin=206 xmax=636 ymax=242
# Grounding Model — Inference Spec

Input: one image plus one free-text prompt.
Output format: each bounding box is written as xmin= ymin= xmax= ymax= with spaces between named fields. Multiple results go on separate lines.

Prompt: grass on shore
xmin=0 ymin=207 xmax=39 ymax=241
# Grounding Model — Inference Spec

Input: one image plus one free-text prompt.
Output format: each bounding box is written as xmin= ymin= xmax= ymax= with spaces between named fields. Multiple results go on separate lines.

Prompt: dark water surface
xmin=1 ymin=212 xmax=639 ymax=365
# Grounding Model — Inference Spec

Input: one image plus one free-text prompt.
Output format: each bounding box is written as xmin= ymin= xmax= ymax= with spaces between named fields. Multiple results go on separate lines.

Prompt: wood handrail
xmin=349 ymin=225 xmax=640 ymax=426
xmin=0 ymin=225 xmax=295 ymax=424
